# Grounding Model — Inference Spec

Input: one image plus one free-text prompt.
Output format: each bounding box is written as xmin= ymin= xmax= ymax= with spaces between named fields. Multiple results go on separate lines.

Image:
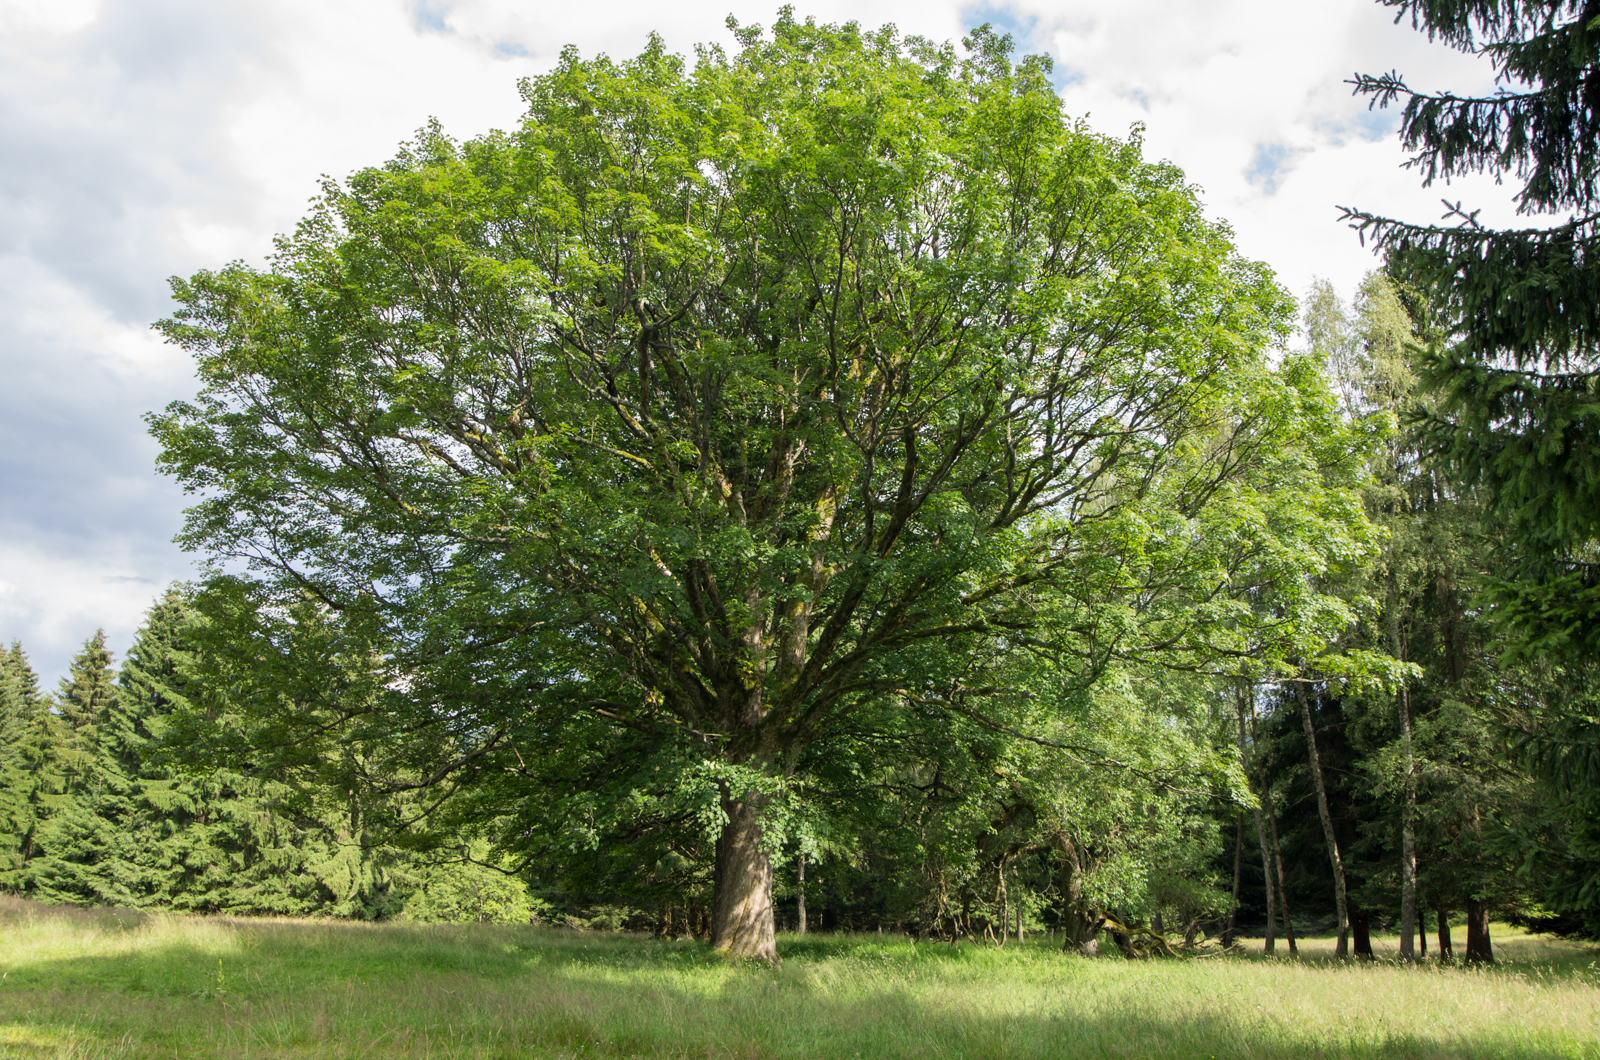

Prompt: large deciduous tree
xmin=153 ymin=15 xmax=1308 ymax=959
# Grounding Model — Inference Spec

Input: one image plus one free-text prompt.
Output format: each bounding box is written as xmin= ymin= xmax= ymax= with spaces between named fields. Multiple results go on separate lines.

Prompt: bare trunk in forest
xmin=1437 ymin=907 xmax=1453 ymax=960
xmin=1252 ymin=706 xmax=1298 ymax=955
xmin=1295 ymin=678 xmax=1350 ymax=958
xmin=1263 ymin=767 xmax=1297 ymax=954
xmin=1390 ymin=598 xmax=1419 ymax=963
xmin=1236 ymin=689 xmax=1276 ymax=954
xmin=1222 ymin=816 xmax=1243 ymax=947
xmin=796 ymin=854 xmax=807 ymax=936
xmin=711 ymin=794 xmax=777 ymax=961
xmin=998 ymin=865 xmax=1009 ymax=948
xmin=1464 ymin=899 xmax=1494 ymax=964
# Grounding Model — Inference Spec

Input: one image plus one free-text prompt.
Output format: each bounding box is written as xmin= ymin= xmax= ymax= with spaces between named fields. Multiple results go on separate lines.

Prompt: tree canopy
xmin=147 ymin=14 xmax=1380 ymax=959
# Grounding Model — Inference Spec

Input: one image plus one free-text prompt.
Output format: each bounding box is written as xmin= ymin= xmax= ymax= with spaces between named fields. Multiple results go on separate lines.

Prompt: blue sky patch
xmin=1245 ymin=142 xmax=1309 ymax=195
xmin=414 ymin=1 xmax=449 ymax=34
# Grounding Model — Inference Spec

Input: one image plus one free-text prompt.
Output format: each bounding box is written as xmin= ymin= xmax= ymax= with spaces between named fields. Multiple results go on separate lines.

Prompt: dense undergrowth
xmin=1 ymin=897 xmax=1597 ymax=1059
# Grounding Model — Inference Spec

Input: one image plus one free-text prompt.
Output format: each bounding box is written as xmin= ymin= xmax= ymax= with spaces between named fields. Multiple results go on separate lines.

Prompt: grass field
xmin=1 ymin=897 xmax=1596 ymax=1059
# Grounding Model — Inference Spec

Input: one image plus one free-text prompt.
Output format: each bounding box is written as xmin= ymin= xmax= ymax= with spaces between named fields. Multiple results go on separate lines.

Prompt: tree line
xmin=4 ymin=1 xmax=1598 ymax=960
xmin=0 ymin=602 xmax=537 ymax=924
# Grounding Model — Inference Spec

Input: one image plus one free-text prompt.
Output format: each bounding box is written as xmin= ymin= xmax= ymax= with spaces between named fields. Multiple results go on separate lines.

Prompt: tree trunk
xmin=1222 ymin=815 xmax=1243 ymax=947
xmin=1390 ymin=598 xmax=1419 ymax=964
xmin=1237 ymin=688 xmax=1276 ymax=954
xmin=1295 ymin=679 xmax=1350 ymax=957
xmin=1437 ymin=907 xmax=1453 ymax=960
xmin=1351 ymin=907 xmax=1373 ymax=959
xmin=1263 ymin=766 xmax=1298 ymax=954
xmin=795 ymin=853 xmax=807 ymax=936
xmin=1464 ymin=899 xmax=1494 ymax=964
xmin=1418 ymin=914 xmax=1427 ymax=958
xmin=1017 ymin=903 xmax=1024 ymax=943
xmin=711 ymin=795 xmax=777 ymax=961
xmin=1052 ymin=833 xmax=1101 ymax=956
xmin=998 ymin=866 xmax=1009 ymax=948
xmin=1253 ymin=703 xmax=1298 ymax=955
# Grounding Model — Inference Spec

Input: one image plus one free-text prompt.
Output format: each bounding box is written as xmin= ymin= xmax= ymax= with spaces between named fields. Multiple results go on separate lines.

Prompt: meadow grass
xmin=1 ymin=896 xmax=1596 ymax=1059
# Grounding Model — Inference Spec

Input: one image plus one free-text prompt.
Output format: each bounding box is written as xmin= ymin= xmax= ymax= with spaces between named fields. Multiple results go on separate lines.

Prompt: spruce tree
xmin=1344 ymin=0 xmax=1600 ymax=938
xmin=105 ymin=589 xmax=312 ymax=912
xmin=0 ymin=643 xmax=67 ymax=893
xmin=33 ymin=631 xmax=130 ymax=904
xmin=1344 ymin=0 xmax=1600 ymax=657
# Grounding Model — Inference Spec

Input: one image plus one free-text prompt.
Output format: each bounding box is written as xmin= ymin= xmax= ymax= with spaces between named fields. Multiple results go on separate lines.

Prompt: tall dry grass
xmin=1 ymin=895 xmax=1596 ymax=1059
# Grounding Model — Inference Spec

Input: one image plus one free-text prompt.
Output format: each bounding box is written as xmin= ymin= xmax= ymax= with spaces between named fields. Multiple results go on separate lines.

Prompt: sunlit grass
xmin=1 ymin=896 xmax=1596 ymax=1059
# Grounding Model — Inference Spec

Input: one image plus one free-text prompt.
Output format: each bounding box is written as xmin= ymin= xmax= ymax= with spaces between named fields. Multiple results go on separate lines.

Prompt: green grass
xmin=1 ymin=897 xmax=1597 ymax=1059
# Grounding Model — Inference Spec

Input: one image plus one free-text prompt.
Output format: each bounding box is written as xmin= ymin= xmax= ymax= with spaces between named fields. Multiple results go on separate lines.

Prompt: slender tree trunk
xmin=1464 ymin=899 xmax=1494 ymax=964
xmin=998 ymin=865 xmax=1009 ymax=948
xmin=711 ymin=794 xmax=777 ymax=960
xmin=1017 ymin=903 xmax=1024 ymax=943
xmin=1251 ymin=706 xmax=1298 ymax=956
xmin=1437 ymin=907 xmax=1453 ymax=960
xmin=1295 ymin=678 xmax=1350 ymax=958
xmin=1390 ymin=596 xmax=1419 ymax=963
xmin=795 ymin=853 xmax=807 ymax=936
xmin=1236 ymin=687 xmax=1276 ymax=954
xmin=1223 ymin=815 xmax=1243 ymax=947
xmin=1263 ymin=767 xmax=1298 ymax=954
xmin=1418 ymin=914 xmax=1427 ymax=958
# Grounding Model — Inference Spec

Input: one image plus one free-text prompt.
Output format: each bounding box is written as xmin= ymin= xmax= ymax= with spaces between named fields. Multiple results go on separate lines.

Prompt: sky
xmin=0 ymin=0 xmax=1521 ymax=684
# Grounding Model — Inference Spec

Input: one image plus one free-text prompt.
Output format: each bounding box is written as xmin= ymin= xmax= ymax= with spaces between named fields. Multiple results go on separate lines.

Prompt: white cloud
xmin=0 ymin=0 xmax=1535 ymax=682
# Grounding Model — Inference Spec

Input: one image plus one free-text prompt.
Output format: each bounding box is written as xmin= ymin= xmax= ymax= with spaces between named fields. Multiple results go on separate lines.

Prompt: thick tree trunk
xmin=1464 ymin=899 xmax=1494 ymax=964
xmin=795 ymin=853 xmax=807 ymax=936
xmin=1052 ymin=833 xmax=1101 ymax=956
xmin=1295 ymin=679 xmax=1350 ymax=957
xmin=1237 ymin=689 xmax=1276 ymax=954
xmin=1263 ymin=767 xmax=1298 ymax=954
xmin=1351 ymin=907 xmax=1373 ymax=959
xmin=1222 ymin=816 xmax=1243 ymax=947
xmin=711 ymin=795 xmax=777 ymax=961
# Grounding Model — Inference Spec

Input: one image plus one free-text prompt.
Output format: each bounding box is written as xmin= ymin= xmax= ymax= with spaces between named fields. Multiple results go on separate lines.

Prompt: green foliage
xmin=1345 ymin=0 xmax=1600 ymax=660
xmin=0 ymin=643 xmax=65 ymax=892
xmin=1342 ymin=0 xmax=1600 ymax=928
xmin=145 ymin=13 xmax=1380 ymax=947
xmin=398 ymin=848 xmax=545 ymax=924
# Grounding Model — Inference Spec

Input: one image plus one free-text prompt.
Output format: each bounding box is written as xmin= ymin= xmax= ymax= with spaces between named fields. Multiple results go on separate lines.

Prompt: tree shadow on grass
xmin=0 ymin=929 xmax=1593 ymax=1060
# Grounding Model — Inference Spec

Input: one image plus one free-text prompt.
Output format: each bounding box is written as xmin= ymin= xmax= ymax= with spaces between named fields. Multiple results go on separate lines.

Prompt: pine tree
xmin=32 ymin=631 xmax=129 ymax=904
xmin=1344 ymin=0 xmax=1600 ymax=658
xmin=0 ymin=643 xmax=68 ymax=893
xmin=1343 ymin=0 xmax=1600 ymax=939
xmin=107 ymin=590 xmax=321 ymax=913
